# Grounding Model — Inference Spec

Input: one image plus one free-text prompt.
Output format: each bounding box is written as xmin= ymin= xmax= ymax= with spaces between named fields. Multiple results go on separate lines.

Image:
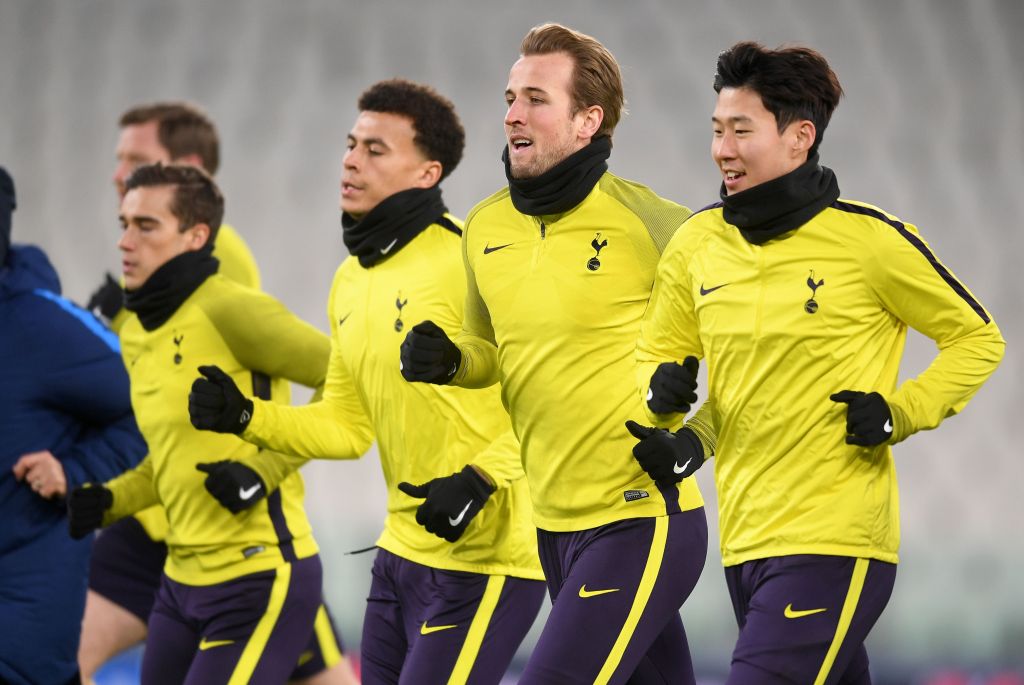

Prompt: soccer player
xmin=0 ymin=166 xmax=147 ymax=685
xmin=67 ymin=163 xmax=339 ymax=683
xmin=80 ymin=102 xmax=354 ymax=685
xmin=634 ymin=42 xmax=1005 ymax=684
xmin=400 ymin=24 xmax=713 ymax=684
xmin=187 ymin=79 xmax=546 ymax=684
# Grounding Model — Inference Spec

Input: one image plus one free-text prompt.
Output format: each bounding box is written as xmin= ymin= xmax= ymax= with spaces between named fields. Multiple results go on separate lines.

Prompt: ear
xmin=187 ymin=223 xmax=211 ymax=250
xmin=173 ymin=153 xmax=206 ymax=170
xmin=576 ymin=104 xmax=605 ymax=141
xmin=792 ymin=119 xmax=817 ymax=157
xmin=415 ymin=160 xmax=443 ymax=189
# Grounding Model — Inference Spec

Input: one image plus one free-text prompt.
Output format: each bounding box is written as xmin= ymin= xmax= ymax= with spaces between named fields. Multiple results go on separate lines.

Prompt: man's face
xmin=712 ymin=86 xmax=811 ymax=195
xmin=340 ymin=111 xmax=437 ymax=219
xmin=118 ymin=185 xmax=207 ymax=290
xmin=113 ymin=121 xmax=172 ymax=200
xmin=504 ymin=52 xmax=593 ymax=179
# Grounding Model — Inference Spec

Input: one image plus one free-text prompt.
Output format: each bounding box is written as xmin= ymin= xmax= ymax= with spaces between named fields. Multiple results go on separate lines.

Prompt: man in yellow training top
xmin=400 ymin=24 xmax=714 ymax=685
xmin=68 ymin=163 xmax=337 ymax=683
xmin=79 ymin=101 xmax=353 ymax=685
xmin=634 ymin=42 xmax=1005 ymax=684
xmin=188 ymin=79 xmax=545 ymax=684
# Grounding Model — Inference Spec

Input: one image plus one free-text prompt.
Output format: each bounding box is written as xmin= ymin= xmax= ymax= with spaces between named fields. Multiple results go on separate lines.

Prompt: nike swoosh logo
xmin=420 ymin=621 xmax=458 ymax=635
xmin=448 ymin=500 xmax=473 ymax=527
xmin=239 ymin=483 xmax=262 ymax=500
xmin=784 ymin=603 xmax=827 ymax=619
xmin=673 ymin=458 xmax=692 ymax=475
xmin=883 ymin=419 xmax=892 ymax=433
xmin=380 ymin=238 xmax=398 ymax=255
xmin=483 ymin=242 xmax=513 ymax=254
xmin=338 ymin=314 xmax=350 ymax=326
xmin=646 ymin=388 xmax=654 ymax=401
xmin=699 ymin=282 xmax=729 ymax=296
xmin=578 ymin=585 xmax=620 ymax=598
xmin=198 ymin=638 xmax=235 ymax=650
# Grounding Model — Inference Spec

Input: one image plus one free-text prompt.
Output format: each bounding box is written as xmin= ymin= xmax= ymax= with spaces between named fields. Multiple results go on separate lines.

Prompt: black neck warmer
xmin=503 ymin=135 xmax=611 ymax=216
xmin=720 ymin=153 xmax=840 ymax=245
xmin=341 ymin=186 xmax=453 ymax=268
xmin=124 ymin=248 xmax=219 ymax=331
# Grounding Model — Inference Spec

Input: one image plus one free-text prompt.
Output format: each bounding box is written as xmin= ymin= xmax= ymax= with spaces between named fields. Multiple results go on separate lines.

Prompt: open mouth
xmin=509 ymin=135 xmax=533 ymax=151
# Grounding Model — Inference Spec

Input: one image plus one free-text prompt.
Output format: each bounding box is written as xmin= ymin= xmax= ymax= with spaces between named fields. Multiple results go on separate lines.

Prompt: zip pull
xmin=540 ymin=220 xmax=546 ymax=239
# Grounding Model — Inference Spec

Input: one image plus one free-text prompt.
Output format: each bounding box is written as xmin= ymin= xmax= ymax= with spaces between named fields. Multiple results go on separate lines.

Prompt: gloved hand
xmin=67 ymin=484 xmax=113 ymax=540
xmin=646 ymin=356 xmax=699 ymax=415
xmin=189 ymin=365 xmax=254 ymax=434
xmin=397 ymin=466 xmax=494 ymax=542
xmin=86 ymin=272 xmax=124 ymax=321
xmin=625 ymin=420 xmax=705 ymax=484
xmin=196 ymin=461 xmax=267 ymax=513
xmin=400 ymin=321 xmax=461 ymax=385
xmin=830 ymin=390 xmax=893 ymax=446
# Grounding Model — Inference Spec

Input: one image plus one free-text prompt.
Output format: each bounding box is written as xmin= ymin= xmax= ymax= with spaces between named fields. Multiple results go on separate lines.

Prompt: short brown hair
xmin=119 ymin=102 xmax=221 ymax=175
xmin=357 ymin=79 xmax=465 ymax=182
xmin=520 ymin=23 xmax=626 ymax=140
xmin=124 ymin=163 xmax=224 ymax=245
xmin=714 ymin=42 xmax=843 ymax=156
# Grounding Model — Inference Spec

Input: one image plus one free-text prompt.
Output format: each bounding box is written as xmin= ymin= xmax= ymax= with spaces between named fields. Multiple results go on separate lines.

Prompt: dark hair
xmin=357 ymin=79 xmax=465 ymax=182
xmin=119 ymin=102 xmax=221 ymax=174
xmin=714 ymin=42 xmax=843 ymax=156
xmin=520 ymin=23 xmax=626 ymax=140
xmin=124 ymin=163 xmax=224 ymax=244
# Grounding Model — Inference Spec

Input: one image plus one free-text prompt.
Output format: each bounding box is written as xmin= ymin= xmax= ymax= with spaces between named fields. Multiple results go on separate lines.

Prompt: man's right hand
xmin=67 ymin=484 xmax=113 ymax=540
xmin=399 ymin=321 xmax=461 ymax=385
xmin=646 ymin=357 xmax=699 ymax=415
xmin=189 ymin=365 xmax=254 ymax=434
xmin=625 ymin=421 xmax=706 ymax=485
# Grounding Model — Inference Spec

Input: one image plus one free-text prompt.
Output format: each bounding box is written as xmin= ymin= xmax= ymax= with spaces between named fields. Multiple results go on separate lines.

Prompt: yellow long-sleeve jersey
xmin=638 ymin=199 xmax=1005 ymax=566
xmin=451 ymin=174 xmax=707 ymax=532
xmin=243 ymin=219 xmax=542 ymax=580
xmin=106 ymin=274 xmax=328 ymax=585
xmin=126 ymin=222 xmax=262 ymax=543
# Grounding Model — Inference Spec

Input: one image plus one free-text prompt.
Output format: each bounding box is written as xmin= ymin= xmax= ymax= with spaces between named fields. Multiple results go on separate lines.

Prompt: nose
xmin=713 ymin=131 xmax=737 ymax=163
xmin=117 ymin=228 xmax=133 ymax=252
xmin=504 ymin=97 xmax=525 ymax=128
xmin=343 ymin=146 xmax=359 ymax=171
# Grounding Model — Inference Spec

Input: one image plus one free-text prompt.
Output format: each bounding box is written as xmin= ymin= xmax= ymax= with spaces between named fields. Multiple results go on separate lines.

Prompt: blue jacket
xmin=0 ymin=245 xmax=147 ymax=685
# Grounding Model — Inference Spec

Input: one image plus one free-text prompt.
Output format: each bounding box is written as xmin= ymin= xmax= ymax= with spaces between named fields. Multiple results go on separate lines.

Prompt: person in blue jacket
xmin=0 ymin=166 xmax=148 ymax=685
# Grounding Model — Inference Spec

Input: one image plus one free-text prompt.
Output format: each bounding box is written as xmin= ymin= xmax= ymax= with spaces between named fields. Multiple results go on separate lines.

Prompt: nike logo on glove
xmin=883 ymin=419 xmax=892 ymax=433
xmin=239 ymin=483 xmax=262 ymax=500
xmin=448 ymin=500 xmax=473 ymax=527
xmin=673 ymin=458 xmax=692 ymax=475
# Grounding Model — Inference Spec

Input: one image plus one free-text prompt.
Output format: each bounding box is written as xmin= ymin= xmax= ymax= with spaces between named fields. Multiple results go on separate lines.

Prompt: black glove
xmin=625 ymin=420 xmax=705 ymax=485
xmin=400 ymin=321 xmax=461 ymax=385
xmin=86 ymin=272 xmax=124 ymax=321
xmin=189 ymin=365 xmax=254 ymax=434
xmin=646 ymin=357 xmax=699 ymax=415
xmin=830 ymin=390 xmax=893 ymax=446
xmin=196 ymin=461 xmax=267 ymax=513
xmin=397 ymin=466 xmax=494 ymax=542
xmin=67 ymin=484 xmax=113 ymax=540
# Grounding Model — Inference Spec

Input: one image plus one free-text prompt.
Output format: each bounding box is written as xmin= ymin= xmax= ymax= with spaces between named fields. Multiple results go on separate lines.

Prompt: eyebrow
xmin=506 ymin=86 xmax=550 ymax=98
xmin=348 ymin=134 xmax=390 ymax=149
xmin=711 ymin=115 xmax=754 ymax=124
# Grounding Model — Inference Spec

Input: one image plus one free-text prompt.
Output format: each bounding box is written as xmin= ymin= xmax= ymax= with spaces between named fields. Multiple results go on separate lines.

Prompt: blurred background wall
xmin=1 ymin=0 xmax=1021 ymax=682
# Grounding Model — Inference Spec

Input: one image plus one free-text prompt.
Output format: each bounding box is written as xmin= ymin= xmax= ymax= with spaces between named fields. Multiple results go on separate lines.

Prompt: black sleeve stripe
xmin=832 ymin=200 xmax=990 ymax=324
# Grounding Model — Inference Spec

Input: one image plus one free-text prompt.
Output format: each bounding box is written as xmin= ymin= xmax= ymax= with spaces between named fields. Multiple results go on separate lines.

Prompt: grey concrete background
xmin=2 ymin=0 xmax=1021 ymax=679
